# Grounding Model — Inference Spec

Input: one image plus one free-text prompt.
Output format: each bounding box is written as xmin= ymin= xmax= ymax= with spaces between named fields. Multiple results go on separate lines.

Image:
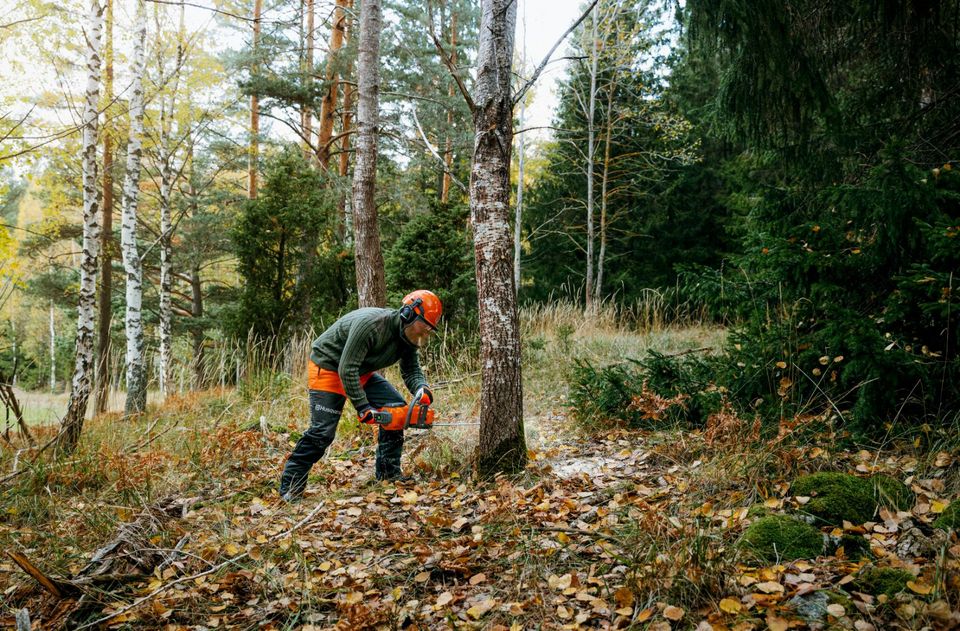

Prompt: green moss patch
xmin=791 ymin=472 xmax=877 ymax=525
xmin=747 ymin=504 xmax=772 ymax=518
xmin=934 ymin=501 xmax=960 ymax=530
xmin=739 ymin=515 xmax=824 ymax=562
xmin=871 ymin=475 xmax=914 ymax=511
xmin=850 ymin=567 xmax=914 ymax=598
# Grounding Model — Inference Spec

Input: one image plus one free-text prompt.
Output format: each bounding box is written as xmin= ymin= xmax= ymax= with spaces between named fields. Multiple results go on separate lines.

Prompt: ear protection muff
xmin=399 ymin=297 xmax=423 ymax=325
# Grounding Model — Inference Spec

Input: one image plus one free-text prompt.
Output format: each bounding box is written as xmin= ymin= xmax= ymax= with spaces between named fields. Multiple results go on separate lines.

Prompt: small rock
xmin=895 ymin=527 xmax=949 ymax=558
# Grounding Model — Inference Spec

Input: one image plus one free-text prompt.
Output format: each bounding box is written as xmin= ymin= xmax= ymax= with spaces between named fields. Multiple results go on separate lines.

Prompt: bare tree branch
xmin=513 ymin=0 xmax=599 ymax=106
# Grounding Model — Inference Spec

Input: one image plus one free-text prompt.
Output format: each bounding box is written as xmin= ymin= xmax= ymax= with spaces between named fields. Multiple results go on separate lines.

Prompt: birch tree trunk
xmin=187 ymin=153 xmax=206 ymax=388
xmin=248 ymin=0 xmax=262 ymax=200
xmin=59 ymin=0 xmax=104 ymax=453
xmin=584 ymin=8 xmax=598 ymax=312
xmin=595 ymin=82 xmax=615 ymax=303
xmin=94 ymin=0 xmax=113 ymax=415
xmin=121 ymin=0 xmax=148 ymax=415
xmin=157 ymin=2 xmax=185 ymax=399
xmin=440 ymin=10 xmax=457 ymax=204
xmin=158 ymin=160 xmax=172 ymax=398
xmin=49 ymin=300 xmax=56 ymax=392
xmin=351 ymin=0 xmax=386 ymax=308
xmin=471 ymin=0 xmax=526 ymax=476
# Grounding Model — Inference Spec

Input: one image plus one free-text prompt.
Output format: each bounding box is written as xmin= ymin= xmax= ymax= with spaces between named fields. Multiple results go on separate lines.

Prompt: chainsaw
xmin=362 ymin=386 xmax=478 ymax=431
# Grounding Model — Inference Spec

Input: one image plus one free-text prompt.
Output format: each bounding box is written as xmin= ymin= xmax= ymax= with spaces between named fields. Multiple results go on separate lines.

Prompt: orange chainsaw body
xmin=363 ymin=391 xmax=435 ymax=431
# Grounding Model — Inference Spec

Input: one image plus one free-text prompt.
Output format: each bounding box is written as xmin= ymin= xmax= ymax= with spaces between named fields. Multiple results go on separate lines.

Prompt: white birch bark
xmin=596 ymin=81 xmax=614 ymax=303
xmin=121 ymin=0 xmax=148 ymax=415
xmin=584 ymin=7 xmax=599 ymax=311
xmin=60 ymin=0 xmax=104 ymax=452
xmin=472 ymin=0 xmax=526 ymax=476
xmin=157 ymin=1 xmax=185 ymax=400
xmin=158 ymin=147 xmax=173 ymax=399
xmin=49 ymin=300 xmax=56 ymax=392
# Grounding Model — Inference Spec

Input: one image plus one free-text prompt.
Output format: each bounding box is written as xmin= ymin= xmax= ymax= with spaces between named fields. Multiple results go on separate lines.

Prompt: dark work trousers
xmin=278 ymin=373 xmax=407 ymax=496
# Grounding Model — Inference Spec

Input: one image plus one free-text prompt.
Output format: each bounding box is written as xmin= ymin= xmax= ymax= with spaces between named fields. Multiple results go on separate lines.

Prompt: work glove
xmin=357 ymin=405 xmax=378 ymax=425
xmin=419 ymin=386 xmax=433 ymax=405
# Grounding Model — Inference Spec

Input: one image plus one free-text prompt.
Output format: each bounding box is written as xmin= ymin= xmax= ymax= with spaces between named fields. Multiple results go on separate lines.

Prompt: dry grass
xmin=0 ymin=299 xmax=721 ymax=612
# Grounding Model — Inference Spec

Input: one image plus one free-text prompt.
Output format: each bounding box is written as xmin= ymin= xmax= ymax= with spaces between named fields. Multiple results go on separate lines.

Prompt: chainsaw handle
xmin=360 ymin=410 xmax=393 ymax=425
xmin=405 ymin=387 xmax=433 ymax=429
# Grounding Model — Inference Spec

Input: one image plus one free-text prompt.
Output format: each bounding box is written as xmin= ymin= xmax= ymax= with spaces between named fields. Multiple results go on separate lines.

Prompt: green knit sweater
xmin=309 ymin=307 xmax=426 ymax=410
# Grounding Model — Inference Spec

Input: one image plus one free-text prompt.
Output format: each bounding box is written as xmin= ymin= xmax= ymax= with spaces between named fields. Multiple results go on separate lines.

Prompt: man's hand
xmin=419 ymin=386 xmax=433 ymax=405
xmin=358 ymin=406 xmax=378 ymax=425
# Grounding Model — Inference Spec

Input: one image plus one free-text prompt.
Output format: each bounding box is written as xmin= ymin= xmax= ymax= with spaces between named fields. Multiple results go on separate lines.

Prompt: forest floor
xmin=1 ymin=313 xmax=958 ymax=629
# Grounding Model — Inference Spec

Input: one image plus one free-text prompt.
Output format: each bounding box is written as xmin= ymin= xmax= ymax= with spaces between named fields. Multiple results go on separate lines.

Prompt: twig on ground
xmin=74 ymin=499 xmax=330 ymax=629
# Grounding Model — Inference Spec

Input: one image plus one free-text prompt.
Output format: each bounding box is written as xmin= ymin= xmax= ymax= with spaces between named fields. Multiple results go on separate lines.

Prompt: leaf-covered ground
xmin=3 ymin=407 xmax=958 ymax=630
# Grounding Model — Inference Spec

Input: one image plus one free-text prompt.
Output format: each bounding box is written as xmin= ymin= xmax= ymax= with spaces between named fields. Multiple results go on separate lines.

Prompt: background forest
xmin=2 ymin=0 xmax=957 ymax=434
xmin=1 ymin=0 xmax=959 ymax=628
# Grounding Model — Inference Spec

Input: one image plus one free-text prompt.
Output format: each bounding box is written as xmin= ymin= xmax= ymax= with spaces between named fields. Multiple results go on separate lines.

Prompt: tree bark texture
xmin=514 ymin=86 xmax=525 ymax=293
xmin=350 ymin=0 xmax=386 ymax=308
xmin=584 ymin=9 xmax=598 ymax=311
xmin=302 ymin=0 xmax=314 ymax=161
xmin=248 ymin=0 xmax=262 ymax=200
xmin=157 ymin=1 xmax=185 ymax=399
xmin=441 ymin=10 xmax=457 ymax=204
xmin=95 ymin=0 xmax=114 ymax=415
xmin=336 ymin=0 xmax=355 ymax=243
xmin=60 ymin=0 xmax=104 ymax=453
xmin=596 ymin=81 xmax=615 ymax=303
xmin=317 ymin=0 xmax=347 ymax=168
xmin=471 ymin=0 xmax=526 ymax=476
xmin=120 ymin=0 xmax=148 ymax=415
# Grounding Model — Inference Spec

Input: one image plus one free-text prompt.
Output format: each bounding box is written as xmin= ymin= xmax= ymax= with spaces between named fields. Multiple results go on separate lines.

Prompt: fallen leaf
xmin=345 ymin=506 xmax=362 ymax=517
xmin=719 ymin=598 xmax=742 ymax=614
xmin=826 ymin=603 xmax=845 ymax=617
xmin=907 ymin=580 xmax=933 ymax=595
xmin=663 ymin=605 xmax=684 ymax=621
xmin=469 ymin=573 xmax=486 ymax=585
xmin=466 ymin=598 xmax=497 ymax=619
xmin=435 ymin=592 xmax=453 ymax=607
xmin=766 ymin=614 xmax=789 ymax=631
xmin=930 ymin=500 xmax=948 ymax=514
xmin=755 ymin=581 xmax=785 ymax=594
xmin=614 ymin=586 xmax=634 ymax=608
xmin=548 ymin=573 xmax=573 ymax=591
xmin=414 ymin=571 xmax=430 ymax=583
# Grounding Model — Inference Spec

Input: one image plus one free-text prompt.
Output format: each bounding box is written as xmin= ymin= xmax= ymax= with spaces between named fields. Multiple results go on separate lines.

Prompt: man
xmin=278 ymin=290 xmax=442 ymax=500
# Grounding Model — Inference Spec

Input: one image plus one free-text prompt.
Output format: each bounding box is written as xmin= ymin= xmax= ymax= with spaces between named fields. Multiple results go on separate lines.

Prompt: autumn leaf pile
xmin=2 ymin=406 xmax=959 ymax=629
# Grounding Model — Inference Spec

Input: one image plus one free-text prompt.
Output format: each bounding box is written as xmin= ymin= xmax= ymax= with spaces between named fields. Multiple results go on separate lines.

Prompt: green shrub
xmin=739 ymin=515 xmax=824 ymax=562
xmin=790 ymin=472 xmax=879 ymax=525
xmin=567 ymin=350 xmax=728 ymax=429
xmin=568 ymin=360 xmax=648 ymax=428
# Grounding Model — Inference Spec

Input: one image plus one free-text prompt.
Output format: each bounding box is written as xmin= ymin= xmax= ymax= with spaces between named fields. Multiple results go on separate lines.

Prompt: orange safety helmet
xmin=400 ymin=290 xmax=443 ymax=330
